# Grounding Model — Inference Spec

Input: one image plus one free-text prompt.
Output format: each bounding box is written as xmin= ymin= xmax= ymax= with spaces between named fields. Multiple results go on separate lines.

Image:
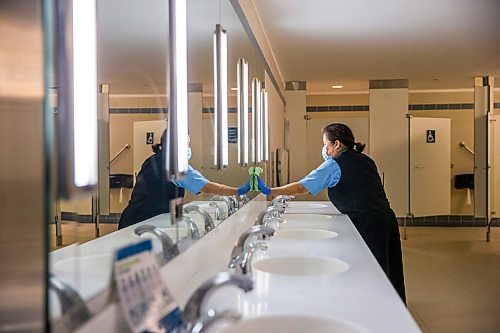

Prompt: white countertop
xmin=49 ymin=200 xmax=219 ymax=316
xmin=68 ymin=197 xmax=420 ymax=333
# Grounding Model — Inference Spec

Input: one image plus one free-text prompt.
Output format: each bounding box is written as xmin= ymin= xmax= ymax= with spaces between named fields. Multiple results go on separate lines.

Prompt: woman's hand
xmin=237 ymin=180 xmax=251 ymax=196
xmin=257 ymin=176 xmax=271 ymax=195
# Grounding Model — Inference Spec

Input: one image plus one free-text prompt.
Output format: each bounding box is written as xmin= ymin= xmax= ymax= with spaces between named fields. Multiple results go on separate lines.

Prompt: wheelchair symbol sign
xmin=426 ymin=130 xmax=436 ymax=143
xmin=146 ymin=132 xmax=154 ymax=144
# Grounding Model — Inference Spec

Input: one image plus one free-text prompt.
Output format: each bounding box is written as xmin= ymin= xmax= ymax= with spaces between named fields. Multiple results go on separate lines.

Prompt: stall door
xmin=410 ymin=117 xmax=451 ymax=217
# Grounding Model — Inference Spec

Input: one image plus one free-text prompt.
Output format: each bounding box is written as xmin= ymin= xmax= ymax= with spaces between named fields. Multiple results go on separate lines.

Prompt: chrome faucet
xmin=239 ymin=195 xmax=250 ymax=206
xmin=263 ymin=216 xmax=286 ymax=229
xmin=181 ymin=272 xmax=253 ymax=325
xmin=211 ymin=195 xmax=235 ymax=215
xmin=181 ymin=216 xmax=201 ymax=239
xmin=228 ymin=225 xmax=275 ymax=271
xmin=134 ymin=225 xmax=179 ymax=261
xmin=234 ymin=241 xmax=269 ymax=275
xmin=268 ymin=195 xmax=294 ymax=208
xmin=184 ymin=206 xmax=215 ymax=233
xmin=254 ymin=206 xmax=286 ymax=226
xmin=49 ymin=273 xmax=90 ymax=330
xmin=209 ymin=201 xmax=226 ymax=222
xmin=229 ymin=196 xmax=239 ymax=211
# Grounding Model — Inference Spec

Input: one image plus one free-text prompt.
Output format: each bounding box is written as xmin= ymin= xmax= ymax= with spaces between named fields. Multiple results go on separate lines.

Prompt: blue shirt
xmin=172 ymin=165 xmax=209 ymax=195
xmin=299 ymin=159 xmax=341 ymax=196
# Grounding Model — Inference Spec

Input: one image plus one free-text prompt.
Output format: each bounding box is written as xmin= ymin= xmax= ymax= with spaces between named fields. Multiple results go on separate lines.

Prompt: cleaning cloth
xmin=248 ymin=166 xmax=263 ymax=191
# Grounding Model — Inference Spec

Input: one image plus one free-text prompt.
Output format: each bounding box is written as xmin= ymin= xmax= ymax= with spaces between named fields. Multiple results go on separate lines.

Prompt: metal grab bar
xmin=109 ymin=144 xmax=130 ymax=166
xmin=458 ymin=142 xmax=475 ymax=157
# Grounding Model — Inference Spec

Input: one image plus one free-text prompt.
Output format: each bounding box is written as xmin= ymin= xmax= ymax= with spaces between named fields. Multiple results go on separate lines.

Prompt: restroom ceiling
xmin=252 ymin=0 xmax=500 ymax=92
xmin=97 ymin=0 xmax=260 ymax=95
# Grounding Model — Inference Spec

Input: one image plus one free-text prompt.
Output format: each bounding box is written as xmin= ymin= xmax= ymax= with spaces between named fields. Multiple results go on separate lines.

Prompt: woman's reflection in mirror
xmin=118 ymin=130 xmax=250 ymax=229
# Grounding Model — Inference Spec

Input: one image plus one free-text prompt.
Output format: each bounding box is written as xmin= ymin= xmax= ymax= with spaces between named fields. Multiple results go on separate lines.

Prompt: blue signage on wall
xmin=228 ymin=127 xmax=238 ymax=144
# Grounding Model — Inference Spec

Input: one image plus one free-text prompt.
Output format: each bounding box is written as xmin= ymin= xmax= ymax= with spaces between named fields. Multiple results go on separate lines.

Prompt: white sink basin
xmin=133 ymin=227 xmax=189 ymax=239
xmin=274 ymin=228 xmax=338 ymax=240
xmin=253 ymin=256 xmax=349 ymax=276
xmin=288 ymin=202 xmax=329 ymax=209
xmin=281 ymin=214 xmax=335 ymax=226
xmin=219 ymin=315 xmax=367 ymax=333
xmin=284 ymin=202 xmax=340 ymax=214
xmin=52 ymin=253 xmax=114 ymax=298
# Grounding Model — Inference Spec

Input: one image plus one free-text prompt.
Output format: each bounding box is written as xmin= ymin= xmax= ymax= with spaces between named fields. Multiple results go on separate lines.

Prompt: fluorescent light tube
xmin=167 ymin=0 xmax=189 ymax=179
xmin=237 ymin=58 xmax=249 ymax=166
xmin=213 ymin=24 xmax=228 ymax=169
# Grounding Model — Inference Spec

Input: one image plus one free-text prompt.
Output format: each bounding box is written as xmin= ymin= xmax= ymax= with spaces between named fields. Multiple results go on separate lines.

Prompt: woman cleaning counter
xmin=257 ymin=123 xmax=406 ymax=303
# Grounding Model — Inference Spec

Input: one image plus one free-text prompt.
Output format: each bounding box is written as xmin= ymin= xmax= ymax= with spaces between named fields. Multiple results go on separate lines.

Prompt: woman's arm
xmin=200 ymin=181 xmax=238 ymax=196
xmin=270 ymin=182 xmax=308 ymax=196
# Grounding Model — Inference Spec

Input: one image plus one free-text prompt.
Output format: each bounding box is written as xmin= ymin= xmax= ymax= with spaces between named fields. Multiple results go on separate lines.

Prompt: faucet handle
xmin=181 ymin=216 xmax=201 ymax=239
xmin=181 ymin=272 xmax=253 ymax=325
xmin=239 ymin=195 xmax=250 ymax=206
xmin=209 ymin=201 xmax=226 ymax=221
xmin=187 ymin=310 xmax=241 ymax=333
xmin=184 ymin=205 xmax=216 ymax=233
xmin=134 ymin=225 xmax=179 ymax=261
xmin=49 ymin=274 xmax=91 ymax=330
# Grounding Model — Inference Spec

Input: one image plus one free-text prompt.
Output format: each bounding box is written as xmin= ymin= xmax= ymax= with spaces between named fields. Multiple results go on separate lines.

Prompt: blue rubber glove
xmin=257 ymin=176 xmax=271 ymax=195
xmin=237 ymin=180 xmax=251 ymax=196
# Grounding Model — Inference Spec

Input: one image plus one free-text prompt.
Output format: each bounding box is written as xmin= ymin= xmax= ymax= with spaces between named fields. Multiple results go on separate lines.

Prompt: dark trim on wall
xmin=397 ymin=216 xmax=500 ymax=227
xmin=56 ymin=211 xmax=500 ymax=227
xmin=306 ymin=103 xmax=500 ymax=112
xmin=109 ymin=108 xmax=167 ymax=114
xmin=55 ymin=211 xmax=121 ymax=224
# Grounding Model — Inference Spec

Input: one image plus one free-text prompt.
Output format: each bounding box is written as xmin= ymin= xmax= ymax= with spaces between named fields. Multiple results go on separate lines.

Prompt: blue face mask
xmin=187 ymin=147 xmax=192 ymax=160
xmin=322 ymin=146 xmax=332 ymax=161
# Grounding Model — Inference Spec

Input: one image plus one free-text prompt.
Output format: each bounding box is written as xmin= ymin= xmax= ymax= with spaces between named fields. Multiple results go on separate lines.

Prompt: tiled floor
xmin=49 ymin=224 xmax=500 ymax=332
xmin=402 ymin=227 xmax=500 ymax=333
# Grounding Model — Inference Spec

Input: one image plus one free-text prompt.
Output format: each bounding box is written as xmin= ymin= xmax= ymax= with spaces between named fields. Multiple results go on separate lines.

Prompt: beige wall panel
xmin=109 ymin=96 xmax=167 ymax=108
xmin=266 ymin=72 xmax=285 ymax=184
xmin=306 ymin=94 xmax=369 ymax=106
xmin=285 ymin=90 xmax=308 ymax=183
xmin=409 ymin=92 xmax=474 ymax=104
xmin=370 ymin=88 xmax=409 ymax=217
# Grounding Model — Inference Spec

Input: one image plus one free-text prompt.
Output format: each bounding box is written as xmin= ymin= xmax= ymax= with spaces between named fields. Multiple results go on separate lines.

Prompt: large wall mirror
xmin=48 ymin=0 xmax=267 ymax=325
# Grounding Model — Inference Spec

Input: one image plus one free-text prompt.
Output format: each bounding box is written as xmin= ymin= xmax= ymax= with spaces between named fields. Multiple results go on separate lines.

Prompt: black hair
xmin=152 ymin=129 xmax=167 ymax=154
xmin=321 ymin=123 xmax=366 ymax=153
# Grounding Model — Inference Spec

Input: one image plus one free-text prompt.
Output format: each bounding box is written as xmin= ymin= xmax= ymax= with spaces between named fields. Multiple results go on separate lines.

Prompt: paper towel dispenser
xmin=110 ymin=174 xmax=133 ymax=189
xmin=454 ymin=173 xmax=474 ymax=190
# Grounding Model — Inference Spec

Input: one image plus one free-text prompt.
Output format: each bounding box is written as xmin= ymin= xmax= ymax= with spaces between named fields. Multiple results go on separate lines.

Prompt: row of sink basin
xmin=51 ymin=200 xmax=419 ymax=332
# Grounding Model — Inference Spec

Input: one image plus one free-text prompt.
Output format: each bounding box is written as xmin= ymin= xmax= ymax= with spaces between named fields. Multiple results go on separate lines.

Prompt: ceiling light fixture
xmin=331 ymin=85 xmax=344 ymax=89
